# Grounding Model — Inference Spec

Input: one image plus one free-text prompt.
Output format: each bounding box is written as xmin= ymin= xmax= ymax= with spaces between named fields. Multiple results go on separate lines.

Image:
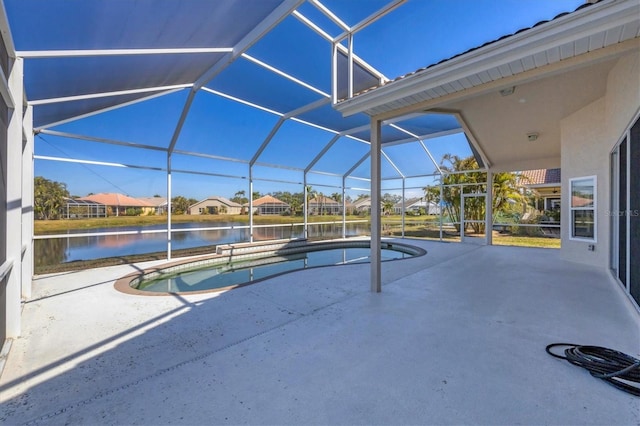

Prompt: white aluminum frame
xmin=569 ymin=175 xmax=597 ymax=243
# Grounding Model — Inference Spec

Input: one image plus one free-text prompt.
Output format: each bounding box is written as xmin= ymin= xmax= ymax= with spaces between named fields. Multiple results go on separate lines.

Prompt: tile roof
xmin=201 ymin=196 xmax=243 ymax=208
xmin=137 ymin=197 xmax=167 ymax=207
xmin=79 ymin=193 xmax=154 ymax=207
xmin=309 ymin=195 xmax=339 ymax=204
xmin=521 ymin=168 xmax=561 ymax=185
xmin=352 ymin=1 xmax=601 ymax=97
xmin=253 ymin=195 xmax=289 ymax=206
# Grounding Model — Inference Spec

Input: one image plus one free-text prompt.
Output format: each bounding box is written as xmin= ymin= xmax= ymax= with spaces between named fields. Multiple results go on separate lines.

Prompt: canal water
xmin=35 ymin=222 xmax=371 ymax=267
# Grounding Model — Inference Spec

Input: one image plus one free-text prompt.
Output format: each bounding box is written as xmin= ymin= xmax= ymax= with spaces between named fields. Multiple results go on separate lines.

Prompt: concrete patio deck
xmin=1 ymin=239 xmax=638 ymax=425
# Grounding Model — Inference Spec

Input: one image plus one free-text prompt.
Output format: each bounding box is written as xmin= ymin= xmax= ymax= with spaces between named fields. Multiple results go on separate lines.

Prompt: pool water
xmin=138 ymin=247 xmax=411 ymax=293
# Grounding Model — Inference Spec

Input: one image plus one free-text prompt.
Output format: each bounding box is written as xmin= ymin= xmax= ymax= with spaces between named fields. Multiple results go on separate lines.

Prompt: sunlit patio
xmin=1 ymin=239 xmax=637 ymax=425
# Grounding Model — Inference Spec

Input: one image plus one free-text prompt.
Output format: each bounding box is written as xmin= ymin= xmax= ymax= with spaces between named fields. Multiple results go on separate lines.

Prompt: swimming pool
xmin=115 ymin=239 xmax=425 ymax=295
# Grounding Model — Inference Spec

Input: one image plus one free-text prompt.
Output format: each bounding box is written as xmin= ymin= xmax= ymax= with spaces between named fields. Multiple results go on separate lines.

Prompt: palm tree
xmin=424 ymin=154 xmax=523 ymax=233
xmin=305 ymin=185 xmax=316 ymax=215
xmin=382 ymin=200 xmax=395 ymax=216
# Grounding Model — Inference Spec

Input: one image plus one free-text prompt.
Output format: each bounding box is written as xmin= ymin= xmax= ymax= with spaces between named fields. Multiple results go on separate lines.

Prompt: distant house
xmin=188 ymin=196 xmax=242 ymax=215
xmin=137 ymin=197 xmax=168 ymax=215
xmin=394 ymin=197 xmax=440 ymax=215
xmin=309 ymin=195 xmax=340 ymax=215
xmin=252 ymin=195 xmax=290 ymax=215
xmin=78 ymin=193 xmax=154 ymax=216
xmin=62 ymin=197 xmax=107 ymax=219
xmin=520 ymin=168 xmax=561 ymax=212
xmin=352 ymin=196 xmax=372 ymax=214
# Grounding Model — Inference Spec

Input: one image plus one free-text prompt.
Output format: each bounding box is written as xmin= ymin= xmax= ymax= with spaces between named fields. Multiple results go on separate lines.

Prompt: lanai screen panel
xmin=246 ymin=14 xmax=333 ymax=94
xmin=381 ymin=143 xmax=437 ymax=178
xmin=422 ymin=133 xmax=476 ymax=167
xmin=207 ymin=58 xmax=325 ymax=115
xmin=6 ymin=1 xmax=286 ymax=50
xmin=35 ymin=134 xmax=167 ymax=170
xmin=311 ymin=136 xmax=370 ymax=176
xmin=7 ymin=0 xmax=288 ymax=127
xmin=393 ymin=114 xmax=462 ymax=137
xmin=175 ymin=91 xmax=281 ymax=160
xmin=257 ymin=120 xmax=336 ymax=169
xmin=49 ymin=91 xmax=190 ymax=148
xmin=296 ymin=103 xmax=370 ymax=133
xmin=349 ymin=126 xmax=409 ymax=145
xmin=32 ymin=90 xmax=179 ymax=130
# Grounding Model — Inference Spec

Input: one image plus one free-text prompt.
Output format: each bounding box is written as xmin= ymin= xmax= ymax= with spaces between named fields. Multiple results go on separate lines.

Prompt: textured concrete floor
xmin=1 ymin=240 xmax=638 ymax=425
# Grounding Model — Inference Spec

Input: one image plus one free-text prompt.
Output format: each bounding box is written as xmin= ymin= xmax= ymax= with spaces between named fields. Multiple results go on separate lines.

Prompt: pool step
xmin=215 ymin=238 xmax=309 ymax=257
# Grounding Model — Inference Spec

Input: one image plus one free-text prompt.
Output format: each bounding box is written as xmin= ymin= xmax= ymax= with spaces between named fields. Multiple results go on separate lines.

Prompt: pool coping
xmin=114 ymin=238 xmax=426 ymax=296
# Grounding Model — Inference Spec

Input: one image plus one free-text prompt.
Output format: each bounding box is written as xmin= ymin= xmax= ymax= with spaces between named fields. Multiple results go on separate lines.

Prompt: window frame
xmin=569 ymin=175 xmax=597 ymax=242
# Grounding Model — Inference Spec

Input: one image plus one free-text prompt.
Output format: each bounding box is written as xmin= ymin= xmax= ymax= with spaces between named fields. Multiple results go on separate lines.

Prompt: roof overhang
xmin=334 ymin=0 xmax=640 ymax=119
xmin=333 ymin=0 xmax=640 ymax=172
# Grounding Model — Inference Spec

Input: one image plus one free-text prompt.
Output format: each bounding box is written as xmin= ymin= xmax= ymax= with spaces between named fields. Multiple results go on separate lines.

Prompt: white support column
xmin=6 ymin=57 xmax=23 ymax=338
xmin=303 ymin=173 xmax=308 ymax=239
xmin=342 ymin=176 xmax=347 ymax=239
xmin=401 ymin=178 xmax=405 ymax=238
xmin=21 ymin=104 xmax=33 ymax=299
xmin=370 ymin=119 xmax=381 ymax=293
xmin=167 ymin=155 xmax=172 ymax=260
xmin=439 ymin=177 xmax=444 ymax=242
xmin=486 ymin=170 xmax=493 ymax=245
xmin=249 ymin=166 xmax=254 ymax=243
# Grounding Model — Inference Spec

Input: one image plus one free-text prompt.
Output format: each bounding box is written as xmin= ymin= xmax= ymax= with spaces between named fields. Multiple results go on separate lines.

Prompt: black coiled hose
xmin=546 ymin=343 xmax=640 ymax=397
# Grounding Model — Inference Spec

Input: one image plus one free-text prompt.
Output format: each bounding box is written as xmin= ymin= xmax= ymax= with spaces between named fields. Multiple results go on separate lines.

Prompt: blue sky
xmin=25 ymin=0 xmax=585 ymax=201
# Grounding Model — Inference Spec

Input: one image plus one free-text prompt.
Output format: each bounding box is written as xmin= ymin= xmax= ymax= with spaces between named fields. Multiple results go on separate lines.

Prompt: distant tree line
xmin=34 ymin=176 xmax=69 ymax=220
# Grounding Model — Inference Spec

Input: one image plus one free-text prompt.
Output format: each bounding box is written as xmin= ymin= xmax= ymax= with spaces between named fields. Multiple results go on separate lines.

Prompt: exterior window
xmin=570 ymin=176 xmax=596 ymax=241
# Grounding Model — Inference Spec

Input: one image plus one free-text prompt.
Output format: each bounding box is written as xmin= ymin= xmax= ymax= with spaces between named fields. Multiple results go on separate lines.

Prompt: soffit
xmin=442 ymin=58 xmax=616 ymax=171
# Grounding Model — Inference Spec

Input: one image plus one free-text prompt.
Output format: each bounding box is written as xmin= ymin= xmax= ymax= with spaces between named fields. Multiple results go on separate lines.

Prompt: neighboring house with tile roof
xmin=251 ymin=195 xmax=290 ymax=215
xmin=137 ymin=197 xmax=168 ymax=215
xmin=188 ymin=196 xmax=242 ymax=215
xmin=309 ymin=195 xmax=340 ymax=215
xmin=520 ymin=169 xmax=561 ymax=212
xmin=79 ymin=193 xmax=154 ymax=216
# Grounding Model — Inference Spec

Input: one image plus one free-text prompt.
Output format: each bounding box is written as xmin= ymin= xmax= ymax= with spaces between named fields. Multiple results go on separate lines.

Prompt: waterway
xmin=35 ymin=221 xmax=371 ymax=267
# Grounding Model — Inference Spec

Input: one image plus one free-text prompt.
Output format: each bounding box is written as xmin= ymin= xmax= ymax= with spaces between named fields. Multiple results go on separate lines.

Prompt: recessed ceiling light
xmin=527 ymin=132 xmax=539 ymax=142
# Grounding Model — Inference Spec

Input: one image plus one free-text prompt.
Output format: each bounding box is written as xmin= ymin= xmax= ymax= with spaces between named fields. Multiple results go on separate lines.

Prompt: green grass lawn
xmin=385 ymin=223 xmax=560 ymax=249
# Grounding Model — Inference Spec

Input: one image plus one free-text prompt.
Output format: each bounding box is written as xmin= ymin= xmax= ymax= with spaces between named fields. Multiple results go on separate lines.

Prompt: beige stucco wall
xmin=560 ymin=51 xmax=640 ymax=266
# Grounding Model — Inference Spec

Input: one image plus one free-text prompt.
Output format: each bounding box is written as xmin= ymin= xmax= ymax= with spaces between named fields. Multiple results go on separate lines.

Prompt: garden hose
xmin=546 ymin=343 xmax=640 ymax=397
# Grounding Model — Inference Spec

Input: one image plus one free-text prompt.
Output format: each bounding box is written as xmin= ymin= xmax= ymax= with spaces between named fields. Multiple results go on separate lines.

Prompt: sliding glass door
xmin=611 ymin=114 xmax=639 ymax=307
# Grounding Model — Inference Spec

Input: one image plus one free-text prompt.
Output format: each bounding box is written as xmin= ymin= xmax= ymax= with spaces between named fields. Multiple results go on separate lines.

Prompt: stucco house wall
xmin=560 ymin=51 xmax=640 ymax=267
xmin=188 ymin=198 xmax=242 ymax=215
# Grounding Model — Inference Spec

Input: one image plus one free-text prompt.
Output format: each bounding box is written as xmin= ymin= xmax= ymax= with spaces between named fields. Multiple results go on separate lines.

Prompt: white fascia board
xmin=335 ymin=0 xmax=639 ymax=116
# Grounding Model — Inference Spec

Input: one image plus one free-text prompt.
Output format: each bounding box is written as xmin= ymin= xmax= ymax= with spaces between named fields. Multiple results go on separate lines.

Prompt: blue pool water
xmin=137 ymin=247 xmax=413 ymax=293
